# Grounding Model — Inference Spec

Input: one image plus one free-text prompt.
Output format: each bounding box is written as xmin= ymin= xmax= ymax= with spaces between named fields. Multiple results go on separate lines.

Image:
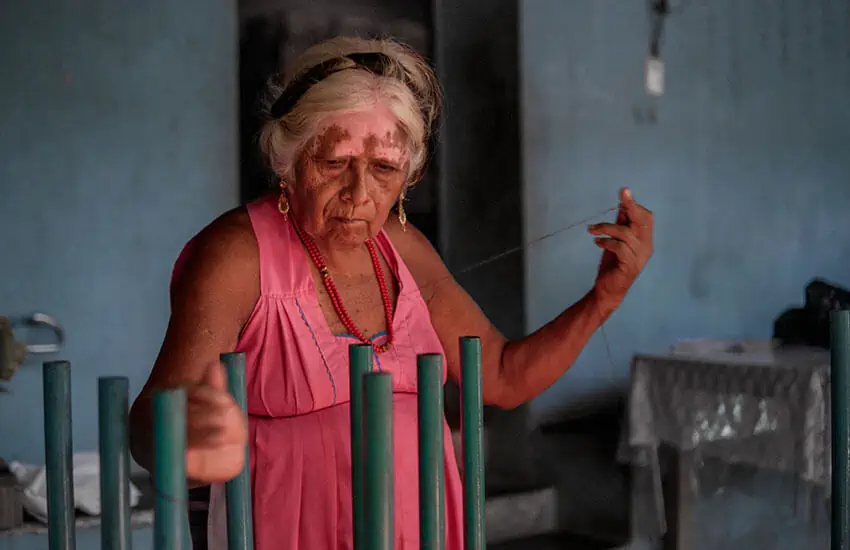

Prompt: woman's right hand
xmin=184 ymin=360 xmax=249 ymax=483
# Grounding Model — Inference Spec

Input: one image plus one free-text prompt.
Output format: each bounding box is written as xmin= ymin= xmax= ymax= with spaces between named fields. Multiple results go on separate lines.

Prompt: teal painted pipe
xmin=43 ymin=360 xmax=76 ymax=550
xmin=221 ymin=352 xmax=255 ymax=550
xmin=363 ymin=372 xmax=393 ymax=550
xmin=832 ymin=310 xmax=850 ymax=550
xmin=460 ymin=337 xmax=486 ymax=550
xmin=349 ymin=344 xmax=373 ymax=549
xmin=418 ymin=354 xmax=445 ymax=550
xmin=153 ymin=388 xmax=189 ymax=550
xmin=98 ymin=376 xmax=132 ymax=550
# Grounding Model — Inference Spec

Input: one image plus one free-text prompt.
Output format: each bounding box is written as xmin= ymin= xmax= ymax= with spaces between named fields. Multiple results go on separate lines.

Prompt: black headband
xmin=269 ymin=52 xmax=417 ymax=119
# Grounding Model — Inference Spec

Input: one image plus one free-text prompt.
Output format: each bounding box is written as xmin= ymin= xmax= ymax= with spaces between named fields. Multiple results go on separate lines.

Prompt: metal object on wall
xmin=18 ymin=313 xmax=64 ymax=355
xmin=1 ymin=313 xmax=64 ymax=387
xmin=0 ymin=318 xmax=26 ymax=384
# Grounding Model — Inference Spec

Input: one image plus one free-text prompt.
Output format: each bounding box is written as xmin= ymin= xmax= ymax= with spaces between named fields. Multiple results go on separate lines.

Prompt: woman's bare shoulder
xmin=140 ymin=208 xmax=260 ymax=401
xmin=190 ymin=207 xmax=256 ymax=259
xmin=384 ymin=217 xmax=451 ymax=302
xmin=171 ymin=207 xmax=260 ymax=314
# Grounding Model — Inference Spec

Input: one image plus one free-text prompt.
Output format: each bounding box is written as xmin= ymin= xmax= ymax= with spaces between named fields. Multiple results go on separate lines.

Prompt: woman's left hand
xmin=587 ymin=187 xmax=654 ymax=312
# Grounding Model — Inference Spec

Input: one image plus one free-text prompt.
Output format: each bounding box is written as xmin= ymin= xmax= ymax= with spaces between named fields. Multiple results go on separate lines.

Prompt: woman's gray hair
xmin=258 ymin=36 xmax=442 ymax=185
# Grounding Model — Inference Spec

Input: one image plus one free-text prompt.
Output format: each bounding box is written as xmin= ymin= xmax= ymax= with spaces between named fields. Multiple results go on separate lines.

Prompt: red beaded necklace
xmin=289 ymin=216 xmax=394 ymax=354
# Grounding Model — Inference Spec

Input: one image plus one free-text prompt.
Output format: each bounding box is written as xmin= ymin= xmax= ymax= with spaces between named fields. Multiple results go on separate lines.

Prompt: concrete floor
xmin=485 ymin=403 xmax=631 ymax=548
xmin=522 ymin=403 xmax=831 ymax=550
xmin=534 ymin=403 xmax=630 ymax=542
xmin=490 ymin=532 xmax=622 ymax=550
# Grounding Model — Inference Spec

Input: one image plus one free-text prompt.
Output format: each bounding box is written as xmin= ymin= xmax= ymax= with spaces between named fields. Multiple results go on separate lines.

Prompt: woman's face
xmin=289 ymin=105 xmax=410 ymax=250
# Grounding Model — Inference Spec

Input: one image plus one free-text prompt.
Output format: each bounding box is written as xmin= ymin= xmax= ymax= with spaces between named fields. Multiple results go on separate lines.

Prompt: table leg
xmin=661 ymin=446 xmax=695 ymax=550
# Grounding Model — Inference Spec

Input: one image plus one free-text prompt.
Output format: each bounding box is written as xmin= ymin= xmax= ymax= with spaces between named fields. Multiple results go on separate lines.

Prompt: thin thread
xmin=414 ymin=206 xmax=620 ymax=374
xmin=295 ymin=296 xmax=337 ymax=405
xmin=592 ymin=292 xmax=616 ymax=372
xmin=450 ymin=207 xmax=618 ymax=279
xmin=399 ymin=204 xmax=620 ymax=368
xmin=397 ymin=205 xmax=618 ymax=300
xmin=373 ymin=347 xmax=383 ymax=371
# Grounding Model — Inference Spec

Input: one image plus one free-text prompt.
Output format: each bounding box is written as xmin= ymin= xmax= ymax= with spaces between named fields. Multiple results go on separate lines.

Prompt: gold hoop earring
xmin=397 ymin=189 xmax=407 ymax=231
xmin=278 ymin=183 xmax=290 ymax=218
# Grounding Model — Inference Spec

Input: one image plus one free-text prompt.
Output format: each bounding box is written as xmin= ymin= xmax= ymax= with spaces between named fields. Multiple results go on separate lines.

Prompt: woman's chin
xmin=328 ymin=220 xmax=372 ymax=247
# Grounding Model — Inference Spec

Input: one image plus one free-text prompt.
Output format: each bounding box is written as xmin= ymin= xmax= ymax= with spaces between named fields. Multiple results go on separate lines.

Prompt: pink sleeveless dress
xmin=187 ymin=195 xmax=464 ymax=549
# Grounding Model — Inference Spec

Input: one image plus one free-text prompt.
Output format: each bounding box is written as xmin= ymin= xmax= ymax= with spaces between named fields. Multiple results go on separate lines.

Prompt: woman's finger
xmin=594 ymin=237 xmax=638 ymax=265
xmin=619 ymin=188 xmax=654 ymax=234
xmin=189 ymin=386 xmax=236 ymax=409
xmin=187 ymin=425 xmax=228 ymax=447
xmin=187 ymin=414 xmax=246 ymax=447
xmin=588 ymin=223 xmax=640 ymax=251
xmin=185 ymin=405 xmax=234 ymax=429
xmin=589 ymin=224 xmax=642 ymax=260
xmin=187 ymin=444 xmax=246 ymax=483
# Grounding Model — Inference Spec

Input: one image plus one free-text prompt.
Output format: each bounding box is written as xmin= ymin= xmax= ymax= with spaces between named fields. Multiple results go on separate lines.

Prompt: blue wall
xmin=0 ymin=0 xmax=238 ymax=464
xmin=1 ymin=2 xmax=237 ymax=547
xmin=522 ymin=0 xmax=850 ymax=420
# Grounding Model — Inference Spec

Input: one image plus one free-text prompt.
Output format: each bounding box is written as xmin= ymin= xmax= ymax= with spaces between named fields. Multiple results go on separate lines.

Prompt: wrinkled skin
xmin=286 ymin=105 xmax=411 ymax=251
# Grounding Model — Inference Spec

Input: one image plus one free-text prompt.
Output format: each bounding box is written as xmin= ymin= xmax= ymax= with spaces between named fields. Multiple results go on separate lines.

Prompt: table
xmin=619 ymin=343 xmax=831 ymax=549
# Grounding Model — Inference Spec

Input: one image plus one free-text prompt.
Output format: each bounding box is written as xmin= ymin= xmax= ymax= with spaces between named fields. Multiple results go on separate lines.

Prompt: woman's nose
xmin=345 ymin=166 xmax=370 ymax=205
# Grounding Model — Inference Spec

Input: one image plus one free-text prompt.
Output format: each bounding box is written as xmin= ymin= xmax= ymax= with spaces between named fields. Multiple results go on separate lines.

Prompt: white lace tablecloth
xmin=619 ymin=343 xmax=831 ymax=538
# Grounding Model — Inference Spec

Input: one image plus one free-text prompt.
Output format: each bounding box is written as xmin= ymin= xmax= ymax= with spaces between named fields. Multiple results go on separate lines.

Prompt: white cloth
xmin=8 ymin=451 xmax=141 ymax=523
xmin=619 ymin=344 xmax=831 ymax=537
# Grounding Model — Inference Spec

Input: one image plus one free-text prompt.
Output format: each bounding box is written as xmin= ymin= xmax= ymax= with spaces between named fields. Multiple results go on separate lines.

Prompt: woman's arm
xmin=129 ymin=209 xmax=259 ymax=474
xmin=390 ymin=188 xmax=653 ymax=409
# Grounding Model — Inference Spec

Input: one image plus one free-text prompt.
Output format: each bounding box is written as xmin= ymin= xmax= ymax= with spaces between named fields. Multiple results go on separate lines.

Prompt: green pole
xmin=153 ymin=388 xmax=189 ymax=550
xmin=460 ymin=337 xmax=486 ymax=549
xmin=363 ymin=372 xmax=393 ymax=550
xmin=832 ymin=310 xmax=850 ymax=550
xmin=43 ymin=360 xmax=76 ymax=550
xmin=98 ymin=376 xmax=132 ymax=550
xmin=418 ymin=354 xmax=445 ymax=550
xmin=349 ymin=344 xmax=373 ymax=549
xmin=221 ymin=352 xmax=255 ymax=550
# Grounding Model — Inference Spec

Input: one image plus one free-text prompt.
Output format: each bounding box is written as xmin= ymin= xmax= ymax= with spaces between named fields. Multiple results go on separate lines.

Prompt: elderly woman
xmin=129 ymin=36 xmax=653 ymax=549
